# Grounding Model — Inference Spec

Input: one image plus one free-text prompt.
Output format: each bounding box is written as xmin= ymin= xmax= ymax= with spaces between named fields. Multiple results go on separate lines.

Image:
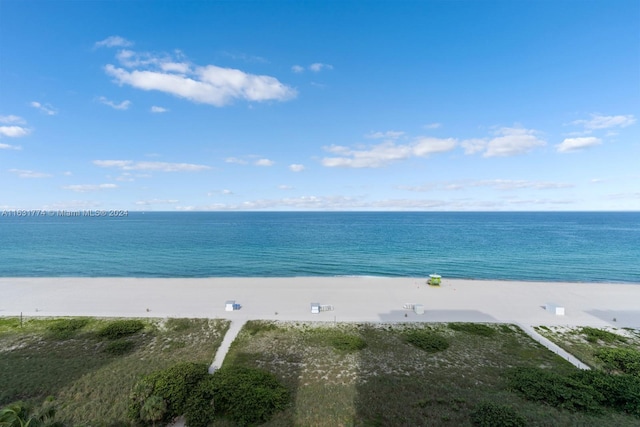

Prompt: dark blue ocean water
xmin=0 ymin=212 xmax=639 ymax=283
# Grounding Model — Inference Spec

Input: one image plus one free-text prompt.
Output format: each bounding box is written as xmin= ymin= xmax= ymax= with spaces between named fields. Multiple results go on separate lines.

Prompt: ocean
xmin=0 ymin=211 xmax=639 ymax=283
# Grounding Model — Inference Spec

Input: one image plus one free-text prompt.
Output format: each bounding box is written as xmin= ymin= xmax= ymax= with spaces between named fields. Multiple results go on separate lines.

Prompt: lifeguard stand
xmin=427 ymin=274 xmax=442 ymax=286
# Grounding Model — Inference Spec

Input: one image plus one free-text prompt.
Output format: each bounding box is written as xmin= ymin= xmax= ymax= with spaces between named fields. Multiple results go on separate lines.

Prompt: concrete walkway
xmin=516 ymin=322 xmax=590 ymax=370
xmin=209 ymin=319 xmax=247 ymax=373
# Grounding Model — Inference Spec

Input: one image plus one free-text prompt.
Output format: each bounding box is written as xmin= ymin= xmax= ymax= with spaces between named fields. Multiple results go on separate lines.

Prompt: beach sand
xmin=1 ymin=277 xmax=639 ymax=328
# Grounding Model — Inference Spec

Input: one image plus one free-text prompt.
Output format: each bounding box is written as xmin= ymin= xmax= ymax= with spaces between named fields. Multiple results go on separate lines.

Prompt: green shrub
xmin=507 ymin=367 xmax=603 ymax=414
xmin=212 ymin=366 xmax=290 ymax=426
xmin=243 ymin=320 xmax=278 ymax=336
xmin=470 ymin=402 xmax=527 ymax=427
xmin=184 ymin=375 xmax=217 ymax=427
xmin=449 ymin=323 xmax=496 ymax=337
xmin=129 ymin=362 xmax=209 ymax=423
xmin=404 ymin=329 xmax=449 ymax=353
xmin=595 ymin=347 xmax=640 ymax=376
xmin=330 ymin=333 xmax=367 ymax=352
xmin=97 ymin=319 xmax=145 ymax=340
xmin=580 ymin=327 xmax=625 ymax=344
xmin=572 ymin=370 xmax=640 ymax=417
xmin=104 ymin=339 xmax=135 ymax=355
xmin=46 ymin=318 xmax=90 ymax=339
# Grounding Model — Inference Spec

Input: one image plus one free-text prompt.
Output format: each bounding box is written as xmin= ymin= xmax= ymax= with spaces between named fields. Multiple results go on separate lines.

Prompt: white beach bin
xmin=414 ymin=304 xmax=425 ymax=315
xmin=311 ymin=303 xmax=320 ymax=314
xmin=545 ymin=303 xmax=565 ymax=316
xmin=225 ymin=300 xmax=236 ymax=312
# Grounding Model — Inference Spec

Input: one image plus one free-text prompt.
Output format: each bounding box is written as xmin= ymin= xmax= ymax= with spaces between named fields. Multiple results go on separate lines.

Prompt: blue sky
xmin=1 ymin=0 xmax=638 ymax=211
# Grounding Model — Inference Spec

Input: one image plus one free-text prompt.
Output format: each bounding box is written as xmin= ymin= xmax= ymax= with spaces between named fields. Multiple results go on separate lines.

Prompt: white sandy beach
xmin=1 ymin=277 xmax=639 ymax=328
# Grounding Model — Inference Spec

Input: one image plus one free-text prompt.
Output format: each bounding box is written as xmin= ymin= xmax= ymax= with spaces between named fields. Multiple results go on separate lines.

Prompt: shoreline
xmin=1 ymin=277 xmax=639 ymax=328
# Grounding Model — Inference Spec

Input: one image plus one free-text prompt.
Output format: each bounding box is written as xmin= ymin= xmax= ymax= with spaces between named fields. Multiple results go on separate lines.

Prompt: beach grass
xmin=221 ymin=321 xmax=640 ymax=426
xmin=0 ymin=316 xmax=229 ymax=426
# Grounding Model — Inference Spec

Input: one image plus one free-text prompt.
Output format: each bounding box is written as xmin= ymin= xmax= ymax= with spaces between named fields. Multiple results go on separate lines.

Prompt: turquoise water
xmin=0 ymin=212 xmax=639 ymax=283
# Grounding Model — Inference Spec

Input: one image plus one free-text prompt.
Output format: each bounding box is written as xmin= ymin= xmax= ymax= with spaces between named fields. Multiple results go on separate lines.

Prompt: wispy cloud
xmin=0 ymin=143 xmax=22 ymax=150
xmin=400 ymin=179 xmax=574 ymax=192
xmin=94 ymin=160 xmax=211 ymax=172
xmin=103 ymin=44 xmax=297 ymax=107
xmin=255 ymin=158 xmax=275 ymax=167
xmin=462 ymin=127 xmax=546 ymax=157
xmin=292 ymin=63 xmax=333 ymax=73
xmin=556 ymin=137 xmax=602 ymax=153
xmin=94 ymin=36 xmax=133 ymax=49
xmin=225 ymin=157 xmax=248 ymax=165
xmin=8 ymin=169 xmax=52 ymax=178
xmin=289 ymin=164 xmax=305 ymax=172
xmin=0 ymin=115 xmax=26 ymax=124
xmin=365 ymin=131 xmax=405 ymax=140
xmin=30 ymin=101 xmax=57 ymax=116
xmin=423 ymin=123 xmax=442 ymax=129
xmin=322 ymin=137 xmax=456 ymax=168
xmin=63 ymin=183 xmax=118 ymax=192
xmin=572 ymin=114 xmax=636 ymax=130
xmin=150 ymin=106 xmax=168 ymax=113
xmin=135 ymin=199 xmax=179 ymax=205
xmin=98 ymin=96 xmax=131 ymax=110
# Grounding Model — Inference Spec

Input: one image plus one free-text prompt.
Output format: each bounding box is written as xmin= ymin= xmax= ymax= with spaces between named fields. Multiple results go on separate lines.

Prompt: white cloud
xmin=94 ymin=160 xmax=211 ymax=172
xmin=556 ymin=137 xmax=602 ymax=153
xmin=572 ymin=114 xmax=636 ymax=130
xmin=461 ymin=138 xmax=488 ymax=155
xmin=8 ymin=169 xmax=52 ymax=178
xmin=255 ymin=158 xmax=274 ymax=166
xmin=322 ymin=137 xmax=456 ymax=168
xmin=0 ymin=115 xmax=25 ymax=124
xmin=150 ymin=106 xmax=169 ymax=113
xmin=94 ymin=36 xmax=133 ymax=49
xmin=63 ymin=183 xmax=118 ymax=192
xmin=309 ymin=63 xmax=333 ymax=72
xmin=0 ymin=126 xmax=30 ymax=138
xmin=365 ymin=131 xmax=405 ymax=140
xmin=278 ymin=185 xmax=293 ymax=190
xmin=221 ymin=189 xmax=233 ymax=195
xmin=289 ymin=164 xmax=305 ymax=172
xmin=0 ymin=143 xmax=22 ymax=150
xmin=98 ymin=96 xmax=131 ymax=110
xmin=104 ymin=47 xmax=297 ymax=107
xmin=135 ymin=199 xmax=179 ymax=205
xmin=477 ymin=127 xmax=546 ymax=157
xmin=291 ymin=65 xmax=305 ymax=73
xmin=30 ymin=101 xmax=57 ymax=115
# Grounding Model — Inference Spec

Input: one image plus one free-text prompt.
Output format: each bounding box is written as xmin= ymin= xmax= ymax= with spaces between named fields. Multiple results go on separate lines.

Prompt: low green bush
xmin=580 ymin=327 xmax=626 ymax=344
xmin=330 ymin=333 xmax=367 ymax=352
xmin=449 ymin=323 xmax=496 ymax=337
xmin=507 ymin=367 xmax=603 ymax=414
xmin=165 ymin=318 xmax=194 ymax=332
xmin=404 ymin=329 xmax=449 ymax=353
xmin=571 ymin=370 xmax=640 ymax=417
xmin=212 ymin=366 xmax=290 ymax=426
xmin=104 ymin=339 xmax=135 ymax=355
xmin=595 ymin=347 xmax=640 ymax=376
xmin=184 ymin=376 xmax=216 ymax=427
xmin=470 ymin=402 xmax=527 ymax=427
xmin=46 ymin=318 xmax=90 ymax=339
xmin=97 ymin=320 xmax=145 ymax=340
